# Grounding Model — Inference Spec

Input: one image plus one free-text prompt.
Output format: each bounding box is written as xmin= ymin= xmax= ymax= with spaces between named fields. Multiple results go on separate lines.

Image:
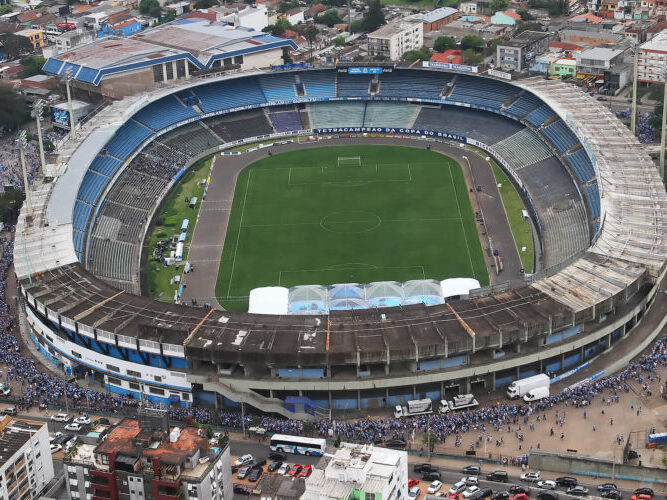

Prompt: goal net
xmin=337 ymin=156 xmax=361 ymax=167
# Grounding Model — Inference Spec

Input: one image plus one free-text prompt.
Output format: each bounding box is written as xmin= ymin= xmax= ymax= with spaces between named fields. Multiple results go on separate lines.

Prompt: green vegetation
xmin=263 ymin=18 xmax=294 ymax=37
xmin=0 ymin=189 xmax=26 ymax=223
xmin=0 ymin=33 xmax=32 ymax=59
xmin=146 ymin=158 xmax=212 ymax=300
xmin=317 ymin=9 xmax=343 ymax=27
xmin=0 ymin=84 xmax=30 ymax=131
xmin=490 ymin=0 xmax=509 ymax=10
xmin=402 ymin=46 xmax=432 ymax=62
xmin=215 ymin=145 xmax=488 ymax=311
xmin=19 ymin=55 xmax=46 ymax=79
xmin=461 ymin=34 xmax=485 ymax=50
xmin=489 ymin=161 xmax=534 ymax=273
xmin=139 ymin=0 xmax=161 ymax=17
xmin=361 ymin=0 xmax=385 ymax=32
xmin=433 ymin=36 xmax=456 ymax=53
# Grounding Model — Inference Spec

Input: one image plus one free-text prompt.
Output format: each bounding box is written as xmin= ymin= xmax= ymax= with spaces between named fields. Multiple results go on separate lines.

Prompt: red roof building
xmin=430 ymin=49 xmax=463 ymax=64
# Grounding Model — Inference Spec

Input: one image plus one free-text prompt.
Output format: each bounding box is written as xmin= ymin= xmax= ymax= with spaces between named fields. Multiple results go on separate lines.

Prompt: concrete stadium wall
xmin=528 ymin=451 xmax=667 ymax=484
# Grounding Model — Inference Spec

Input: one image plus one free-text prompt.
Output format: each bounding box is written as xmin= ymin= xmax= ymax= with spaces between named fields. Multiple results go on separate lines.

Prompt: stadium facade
xmin=15 ymin=65 xmax=667 ymax=418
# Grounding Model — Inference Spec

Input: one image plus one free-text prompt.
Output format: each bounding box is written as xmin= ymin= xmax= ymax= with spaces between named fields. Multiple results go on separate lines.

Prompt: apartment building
xmin=368 ymin=19 xmax=424 ymax=60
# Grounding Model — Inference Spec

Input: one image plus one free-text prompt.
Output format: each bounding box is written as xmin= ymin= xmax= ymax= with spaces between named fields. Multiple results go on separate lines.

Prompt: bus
xmin=270 ymin=434 xmax=326 ymax=456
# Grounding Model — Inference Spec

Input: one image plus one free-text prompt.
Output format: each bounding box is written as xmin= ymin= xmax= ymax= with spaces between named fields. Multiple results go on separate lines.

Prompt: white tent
xmin=440 ymin=278 xmax=481 ymax=299
xmin=248 ymin=286 xmax=289 ymax=315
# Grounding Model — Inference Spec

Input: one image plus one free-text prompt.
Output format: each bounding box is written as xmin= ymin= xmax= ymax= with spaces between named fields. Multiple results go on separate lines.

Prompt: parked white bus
xmin=270 ymin=434 xmax=326 ymax=456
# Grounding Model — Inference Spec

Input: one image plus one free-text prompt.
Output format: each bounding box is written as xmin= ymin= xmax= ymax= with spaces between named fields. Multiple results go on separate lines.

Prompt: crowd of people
xmin=613 ymin=109 xmax=656 ymax=144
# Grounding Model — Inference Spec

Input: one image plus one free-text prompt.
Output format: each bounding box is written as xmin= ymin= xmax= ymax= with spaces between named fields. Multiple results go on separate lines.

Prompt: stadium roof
xmin=42 ymin=18 xmax=297 ymax=85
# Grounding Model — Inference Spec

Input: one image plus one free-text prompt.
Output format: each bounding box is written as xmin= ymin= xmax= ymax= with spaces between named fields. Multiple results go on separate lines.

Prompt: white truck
xmin=439 ymin=394 xmax=479 ymax=412
xmin=523 ymin=386 xmax=549 ymax=402
xmin=394 ymin=399 xmax=433 ymax=418
xmin=506 ymin=373 xmax=550 ymax=399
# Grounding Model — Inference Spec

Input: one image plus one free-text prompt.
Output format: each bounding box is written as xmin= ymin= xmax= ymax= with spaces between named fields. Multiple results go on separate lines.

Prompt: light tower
xmin=659 ymin=62 xmax=667 ymax=182
xmin=64 ymin=67 xmax=76 ymax=139
xmin=18 ymin=130 xmax=33 ymax=216
xmin=630 ymin=39 xmax=639 ymax=135
xmin=31 ymin=99 xmax=47 ymax=177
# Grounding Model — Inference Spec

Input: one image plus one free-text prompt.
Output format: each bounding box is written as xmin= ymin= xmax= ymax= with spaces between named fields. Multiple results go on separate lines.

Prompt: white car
xmin=408 ymin=486 xmax=421 ymax=499
xmin=521 ymin=472 xmax=541 ymax=482
xmin=428 ymin=481 xmax=444 ymax=494
xmin=64 ymin=422 xmax=82 ymax=432
xmin=537 ymin=480 xmax=556 ymax=490
xmin=212 ymin=432 xmax=223 ymax=439
xmin=65 ymin=438 xmax=77 ymax=452
xmin=465 ymin=476 xmax=480 ymax=486
xmin=463 ymin=486 xmax=481 ymax=498
xmin=278 ymin=463 xmax=289 ymax=475
xmin=49 ymin=432 xmax=63 ymax=443
xmin=450 ymin=480 xmax=468 ymax=494
xmin=234 ymin=454 xmax=253 ymax=466
xmin=50 ymin=444 xmax=62 ymax=453
xmin=73 ymin=416 xmax=90 ymax=425
xmin=51 ymin=413 xmax=72 ymax=422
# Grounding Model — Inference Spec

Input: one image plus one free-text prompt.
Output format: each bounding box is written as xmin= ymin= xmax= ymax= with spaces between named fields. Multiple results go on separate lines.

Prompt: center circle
xmin=320 ymin=210 xmax=382 ymax=234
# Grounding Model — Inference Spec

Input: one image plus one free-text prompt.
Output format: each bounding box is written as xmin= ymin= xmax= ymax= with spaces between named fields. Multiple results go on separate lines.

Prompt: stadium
xmin=15 ymin=59 xmax=667 ymax=418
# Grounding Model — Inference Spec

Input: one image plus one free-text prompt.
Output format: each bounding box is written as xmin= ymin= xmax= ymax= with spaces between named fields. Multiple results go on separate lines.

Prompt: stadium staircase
xmin=198 ymin=120 xmax=225 ymax=144
xmin=442 ymin=75 xmax=457 ymax=98
xmin=188 ymin=374 xmax=323 ymax=420
xmin=361 ymin=102 xmax=368 ymax=125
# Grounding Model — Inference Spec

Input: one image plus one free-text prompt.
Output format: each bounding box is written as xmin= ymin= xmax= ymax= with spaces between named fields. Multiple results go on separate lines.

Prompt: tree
xmin=462 ymin=48 xmax=483 ymax=65
xmin=304 ymin=24 xmax=319 ymax=60
xmin=282 ymin=46 xmax=293 ymax=64
xmin=317 ymin=9 xmax=343 ymax=27
xmin=333 ymin=35 xmax=346 ymax=46
xmin=19 ymin=55 xmax=46 ymax=78
xmin=433 ymin=35 xmax=456 ymax=52
xmin=0 ymin=84 xmax=30 ymax=131
xmin=402 ymin=46 xmax=431 ymax=62
xmin=460 ymin=34 xmax=485 ymax=50
xmin=490 ymin=0 xmax=509 ymax=10
xmin=515 ymin=21 xmax=543 ymax=33
xmin=0 ymin=33 xmax=32 ymax=59
xmin=194 ymin=0 xmax=218 ymax=7
xmin=263 ymin=18 xmax=294 ymax=36
xmin=516 ymin=8 xmax=533 ymax=19
xmin=422 ymin=432 xmax=438 ymax=453
xmin=350 ymin=20 xmax=363 ymax=33
xmin=361 ymin=0 xmax=385 ymax=32
xmin=302 ymin=421 xmax=315 ymax=436
xmin=278 ymin=0 xmax=299 ymax=13
xmin=0 ymin=189 xmax=26 ymax=223
xmin=0 ymin=5 xmax=13 ymax=15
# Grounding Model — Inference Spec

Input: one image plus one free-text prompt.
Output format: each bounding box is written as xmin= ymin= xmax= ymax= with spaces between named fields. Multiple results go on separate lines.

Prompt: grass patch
xmin=490 ymin=161 xmax=534 ymax=273
xmin=146 ymin=157 xmax=212 ymax=300
xmin=215 ymin=145 xmax=488 ymax=311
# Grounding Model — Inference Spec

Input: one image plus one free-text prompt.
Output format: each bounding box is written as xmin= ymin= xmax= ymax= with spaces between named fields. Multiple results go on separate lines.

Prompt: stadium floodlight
xmin=660 ymin=63 xmax=667 ymax=182
xmin=31 ymin=99 xmax=47 ymax=177
xmin=18 ymin=130 xmax=33 ymax=216
xmin=64 ymin=67 xmax=76 ymax=140
xmin=630 ymin=40 xmax=639 ymax=136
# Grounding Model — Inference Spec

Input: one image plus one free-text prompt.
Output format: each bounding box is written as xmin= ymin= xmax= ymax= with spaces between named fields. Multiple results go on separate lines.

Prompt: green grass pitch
xmin=215 ymin=145 xmax=489 ymax=311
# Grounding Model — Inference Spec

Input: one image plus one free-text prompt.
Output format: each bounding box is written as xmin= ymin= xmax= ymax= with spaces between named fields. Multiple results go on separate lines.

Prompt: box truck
xmin=523 ymin=386 xmax=549 ymax=402
xmin=439 ymin=394 xmax=479 ymax=412
xmin=394 ymin=399 xmax=433 ymax=418
xmin=507 ymin=373 xmax=550 ymax=399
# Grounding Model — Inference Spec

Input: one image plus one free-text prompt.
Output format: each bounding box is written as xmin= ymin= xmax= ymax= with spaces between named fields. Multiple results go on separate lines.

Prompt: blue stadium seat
xmin=89 ymin=155 xmax=122 ymax=177
xmin=299 ymin=71 xmax=336 ymax=98
xmin=268 ymin=109 xmax=303 ymax=132
xmin=77 ymin=170 xmax=109 ymax=204
xmin=446 ymin=75 xmax=517 ymax=109
xmin=188 ymin=77 xmax=267 ymax=114
xmin=132 ymin=95 xmax=198 ymax=131
xmin=542 ymin=120 xmax=579 ymax=153
xmin=584 ymin=183 xmax=600 ymax=219
xmin=259 ymin=73 xmax=298 ymax=101
xmin=72 ymin=200 xmax=93 ymax=231
xmin=525 ymin=105 xmax=555 ymax=126
xmin=505 ymin=92 xmax=542 ymax=118
xmin=565 ymin=149 xmax=595 ymax=184
xmin=337 ymin=73 xmax=373 ymax=97
xmin=377 ymin=70 xmax=453 ymax=99
xmin=105 ymin=121 xmax=153 ymax=159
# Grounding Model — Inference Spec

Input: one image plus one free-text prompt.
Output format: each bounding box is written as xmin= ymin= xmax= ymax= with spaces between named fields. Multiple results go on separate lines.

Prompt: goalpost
xmin=337 ymin=156 xmax=362 ymax=167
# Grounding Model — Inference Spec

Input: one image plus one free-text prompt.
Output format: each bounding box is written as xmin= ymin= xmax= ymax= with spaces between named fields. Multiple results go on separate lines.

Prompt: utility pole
xmin=64 ymin=67 xmax=76 ymax=140
xmin=659 ymin=63 xmax=667 ymax=182
xmin=18 ymin=130 xmax=33 ymax=216
xmin=32 ymin=99 xmax=47 ymax=177
xmin=630 ymin=40 xmax=639 ymax=136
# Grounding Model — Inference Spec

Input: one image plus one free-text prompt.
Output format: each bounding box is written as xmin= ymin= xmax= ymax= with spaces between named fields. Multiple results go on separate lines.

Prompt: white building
xmin=0 ymin=416 xmax=55 ymax=499
xmin=460 ymin=1 xmax=478 ymax=13
xmin=368 ymin=19 xmax=424 ymax=60
xmin=638 ymin=31 xmax=667 ymax=83
xmin=222 ymin=4 xmax=269 ymax=31
xmin=286 ymin=7 xmax=305 ymax=25
xmin=304 ymin=443 xmax=408 ymax=500
xmin=55 ymin=30 xmax=96 ymax=54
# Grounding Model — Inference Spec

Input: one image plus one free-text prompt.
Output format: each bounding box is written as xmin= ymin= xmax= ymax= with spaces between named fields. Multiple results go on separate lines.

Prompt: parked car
xmin=463 ymin=465 xmax=482 ymax=476
xmin=537 ymin=481 xmax=556 ymax=490
xmin=98 ymin=418 xmax=111 ymax=425
xmin=537 ymin=491 xmax=558 ymax=500
xmin=251 ymin=458 xmax=267 ymax=469
xmin=64 ymin=422 xmax=82 ymax=432
xmin=408 ymin=478 xmax=420 ymax=488
xmin=231 ymin=464 xmax=241 ymax=474
xmin=237 ymin=466 xmax=252 ymax=480
xmin=234 ymin=454 xmax=253 ymax=466
xmin=414 ymin=464 xmax=439 ymax=473
xmin=269 ymin=451 xmax=286 ymax=461
xmin=631 ymin=494 xmax=652 ymax=500
xmin=450 ymin=481 xmax=468 ymax=494
xmin=409 ymin=486 xmax=421 ymax=499
xmin=511 ymin=493 xmax=529 ymax=500
xmin=466 ymin=477 xmax=480 ymax=486
xmin=598 ymin=484 xmax=619 ymax=492
xmin=74 ymin=415 xmax=91 ymax=425
xmin=521 ymin=472 xmax=541 ymax=482
xmin=51 ymin=413 xmax=72 ymax=422
xmin=472 ymin=488 xmax=493 ymax=500
xmin=423 ymin=471 xmax=442 ymax=481
xmin=487 ymin=471 xmax=509 ymax=482
xmin=288 ymin=464 xmax=302 ymax=477
xmin=509 ymin=486 xmax=529 ymax=495
xmin=429 ymin=481 xmax=444 ymax=494
xmin=566 ymin=486 xmax=589 ymax=496
xmin=248 ymin=467 xmax=263 ymax=482
xmin=268 ymin=461 xmax=282 ymax=473
xmin=299 ymin=465 xmax=313 ymax=478
xmin=278 ymin=463 xmax=289 ymax=475
xmin=49 ymin=444 xmax=62 ymax=453
xmin=491 ymin=491 xmax=510 ymax=500
xmin=385 ymin=438 xmax=407 ymax=449
xmin=634 ymin=489 xmax=654 ymax=497
xmin=601 ymin=490 xmax=622 ymax=500
xmin=2 ymin=407 xmax=17 ymax=416
xmin=463 ymin=487 xmax=481 ymax=499
xmin=233 ymin=485 xmax=252 ymax=495
xmin=555 ymin=477 xmax=577 ymax=487
xmin=49 ymin=432 xmax=63 ymax=443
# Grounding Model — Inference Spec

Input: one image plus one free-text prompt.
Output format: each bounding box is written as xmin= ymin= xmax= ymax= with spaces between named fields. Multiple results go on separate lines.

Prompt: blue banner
xmin=311 ymin=127 xmax=467 ymax=142
xmin=348 ymin=67 xmax=383 ymax=74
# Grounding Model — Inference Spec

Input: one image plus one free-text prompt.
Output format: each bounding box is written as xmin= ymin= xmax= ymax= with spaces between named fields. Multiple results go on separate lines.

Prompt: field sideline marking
xmin=447 ymin=163 xmax=476 ymax=279
xmin=226 ymin=170 xmax=252 ymax=297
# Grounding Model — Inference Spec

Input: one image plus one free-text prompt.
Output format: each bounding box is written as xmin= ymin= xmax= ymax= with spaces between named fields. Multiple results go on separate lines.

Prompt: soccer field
xmin=215 ymin=145 xmax=488 ymax=311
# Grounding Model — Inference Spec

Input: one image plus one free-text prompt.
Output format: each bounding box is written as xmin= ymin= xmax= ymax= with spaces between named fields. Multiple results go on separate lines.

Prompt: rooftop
xmin=577 ymin=46 xmax=623 ymax=60
xmin=501 ymin=30 xmax=550 ymax=47
xmin=0 ymin=417 xmax=45 ymax=469
xmin=369 ymin=18 xmax=422 ymax=38
xmin=641 ymin=31 xmax=667 ymax=52
xmin=418 ymin=7 xmax=458 ymax=23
